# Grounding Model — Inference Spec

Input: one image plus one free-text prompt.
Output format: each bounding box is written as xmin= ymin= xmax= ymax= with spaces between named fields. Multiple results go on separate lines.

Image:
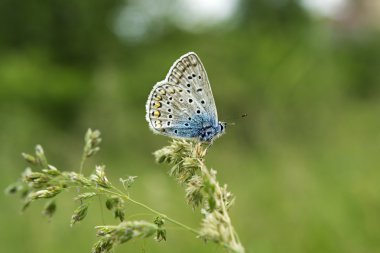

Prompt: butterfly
xmin=145 ymin=52 xmax=226 ymax=142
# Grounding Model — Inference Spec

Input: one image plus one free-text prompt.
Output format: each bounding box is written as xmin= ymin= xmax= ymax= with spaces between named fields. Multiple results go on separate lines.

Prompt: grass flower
xmin=6 ymin=129 xmax=245 ymax=253
xmin=154 ymin=140 xmax=244 ymax=253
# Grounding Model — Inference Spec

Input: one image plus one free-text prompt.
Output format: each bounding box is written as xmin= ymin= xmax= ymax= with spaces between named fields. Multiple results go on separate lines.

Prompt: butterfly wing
xmin=166 ymin=52 xmax=218 ymax=125
xmin=146 ymin=52 xmax=218 ymax=139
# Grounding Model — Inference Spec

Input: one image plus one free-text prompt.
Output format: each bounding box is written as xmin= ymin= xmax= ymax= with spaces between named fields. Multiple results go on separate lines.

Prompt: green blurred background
xmin=1 ymin=0 xmax=380 ymax=252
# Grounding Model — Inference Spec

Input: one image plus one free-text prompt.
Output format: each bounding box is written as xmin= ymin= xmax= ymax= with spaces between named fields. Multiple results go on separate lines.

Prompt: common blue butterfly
xmin=146 ymin=52 xmax=226 ymax=142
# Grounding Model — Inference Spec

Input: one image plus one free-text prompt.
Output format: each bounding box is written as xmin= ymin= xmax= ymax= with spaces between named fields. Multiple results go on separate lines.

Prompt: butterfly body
xmin=146 ymin=52 xmax=225 ymax=142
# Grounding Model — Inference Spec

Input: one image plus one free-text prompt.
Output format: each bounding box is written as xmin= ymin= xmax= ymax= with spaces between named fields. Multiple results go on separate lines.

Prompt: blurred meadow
xmin=1 ymin=0 xmax=380 ymax=252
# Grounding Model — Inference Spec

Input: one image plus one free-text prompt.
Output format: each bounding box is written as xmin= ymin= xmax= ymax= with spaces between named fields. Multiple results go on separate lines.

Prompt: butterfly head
xmin=218 ymin=121 xmax=227 ymax=136
xmin=199 ymin=121 xmax=226 ymax=142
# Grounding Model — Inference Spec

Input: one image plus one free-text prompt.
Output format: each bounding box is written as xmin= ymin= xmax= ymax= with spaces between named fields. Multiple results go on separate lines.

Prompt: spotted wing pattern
xmin=146 ymin=52 xmax=218 ymax=139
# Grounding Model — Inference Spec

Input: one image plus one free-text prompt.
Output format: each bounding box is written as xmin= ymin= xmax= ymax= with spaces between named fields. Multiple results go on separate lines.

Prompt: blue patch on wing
xmin=165 ymin=113 xmax=219 ymax=140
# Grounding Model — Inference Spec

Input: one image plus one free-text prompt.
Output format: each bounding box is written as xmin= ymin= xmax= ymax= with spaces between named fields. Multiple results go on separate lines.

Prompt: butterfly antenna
xmin=225 ymin=113 xmax=247 ymax=126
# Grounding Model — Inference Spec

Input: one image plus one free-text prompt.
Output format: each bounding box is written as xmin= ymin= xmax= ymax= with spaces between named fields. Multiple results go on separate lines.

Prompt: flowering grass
xmin=6 ymin=129 xmax=245 ymax=253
